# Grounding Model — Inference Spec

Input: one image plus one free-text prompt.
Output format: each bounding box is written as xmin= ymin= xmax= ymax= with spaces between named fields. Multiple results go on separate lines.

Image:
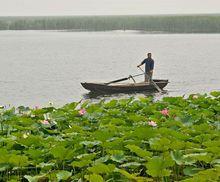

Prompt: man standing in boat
xmin=137 ymin=53 xmax=154 ymax=82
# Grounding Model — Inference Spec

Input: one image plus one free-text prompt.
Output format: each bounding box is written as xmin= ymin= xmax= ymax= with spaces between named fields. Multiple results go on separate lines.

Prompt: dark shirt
xmin=141 ymin=58 xmax=154 ymax=73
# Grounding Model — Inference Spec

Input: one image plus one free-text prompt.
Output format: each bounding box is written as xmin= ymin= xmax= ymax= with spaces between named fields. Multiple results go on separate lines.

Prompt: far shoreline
xmin=1 ymin=29 xmax=220 ymax=35
xmin=0 ymin=14 xmax=220 ymax=33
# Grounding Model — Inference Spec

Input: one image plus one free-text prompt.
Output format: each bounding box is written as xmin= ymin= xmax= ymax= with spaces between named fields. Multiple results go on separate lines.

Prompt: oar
xmin=138 ymin=67 xmax=163 ymax=93
xmin=105 ymin=73 xmax=144 ymax=85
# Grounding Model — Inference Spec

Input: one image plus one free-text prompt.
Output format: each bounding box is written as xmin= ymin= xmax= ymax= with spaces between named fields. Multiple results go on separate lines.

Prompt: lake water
xmin=0 ymin=31 xmax=219 ymax=107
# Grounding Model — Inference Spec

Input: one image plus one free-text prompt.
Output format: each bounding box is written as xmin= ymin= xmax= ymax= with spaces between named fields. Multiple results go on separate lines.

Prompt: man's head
xmin=147 ymin=53 xmax=152 ymax=58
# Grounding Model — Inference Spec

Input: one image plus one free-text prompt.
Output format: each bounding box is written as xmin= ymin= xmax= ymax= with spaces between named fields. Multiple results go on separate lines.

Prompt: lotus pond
xmin=0 ymin=92 xmax=220 ymax=182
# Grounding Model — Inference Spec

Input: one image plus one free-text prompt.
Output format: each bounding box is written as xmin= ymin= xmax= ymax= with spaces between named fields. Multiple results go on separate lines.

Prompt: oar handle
xmin=138 ymin=67 xmax=150 ymax=79
xmin=105 ymin=73 xmax=144 ymax=85
xmin=105 ymin=77 xmax=129 ymax=85
xmin=138 ymin=67 xmax=145 ymax=74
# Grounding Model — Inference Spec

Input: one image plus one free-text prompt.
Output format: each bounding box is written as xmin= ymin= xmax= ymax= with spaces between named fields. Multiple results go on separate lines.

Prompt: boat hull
xmin=81 ymin=79 xmax=168 ymax=93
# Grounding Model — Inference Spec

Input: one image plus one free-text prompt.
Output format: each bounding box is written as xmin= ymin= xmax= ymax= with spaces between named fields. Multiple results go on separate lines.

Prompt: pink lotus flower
xmin=41 ymin=120 xmax=50 ymax=125
xmin=79 ymin=108 xmax=86 ymax=116
xmin=148 ymin=121 xmax=157 ymax=127
xmin=34 ymin=105 xmax=40 ymax=110
xmin=160 ymin=108 xmax=169 ymax=116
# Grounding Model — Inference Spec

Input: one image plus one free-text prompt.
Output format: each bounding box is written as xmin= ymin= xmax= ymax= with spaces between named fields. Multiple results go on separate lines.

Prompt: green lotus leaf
xmin=205 ymin=146 xmax=220 ymax=155
xmin=31 ymin=107 xmax=54 ymax=116
xmin=179 ymin=115 xmax=194 ymax=127
xmin=170 ymin=150 xmax=184 ymax=165
xmin=120 ymin=162 xmax=142 ymax=168
xmin=110 ymin=118 xmax=126 ymax=125
xmin=171 ymin=150 xmax=196 ymax=165
xmin=9 ymin=154 xmax=29 ymax=167
xmin=169 ymin=140 xmax=187 ymax=150
xmin=61 ymin=102 xmax=79 ymax=111
xmin=7 ymin=179 xmax=19 ymax=182
xmin=126 ymin=113 xmax=146 ymax=123
xmin=211 ymin=159 xmax=220 ymax=166
xmin=107 ymin=108 xmax=121 ymax=116
xmin=210 ymin=91 xmax=220 ymax=98
xmin=86 ymin=104 xmax=104 ymax=113
xmin=24 ymin=148 xmax=44 ymax=160
xmin=37 ymin=162 xmax=55 ymax=171
xmin=114 ymin=168 xmax=137 ymax=179
xmin=180 ymin=167 xmax=220 ymax=182
xmin=0 ymin=163 xmax=11 ymax=172
xmin=110 ymin=153 xmax=126 ymax=163
xmin=183 ymin=166 xmax=202 ymax=176
xmin=71 ymin=160 xmax=92 ymax=168
xmin=185 ymin=148 xmax=206 ymax=153
xmin=104 ymin=100 xmax=118 ymax=109
xmin=131 ymin=127 xmax=156 ymax=140
xmin=193 ymin=134 xmax=212 ymax=144
xmin=118 ymin=98 xmax=133 ymax=107
xmin=126 ymin=144 xmax=152 ymax=161
xmin=149 ymin=137 xmax=171 ymax=151
xmin=184 ymin=152 xmax=212 ymax=163
xmin=50 ymin=145 xmax=73 ymax=160
xmin=94 ymin=155 xmax=110 ymax=164
xmin=212 ymin=104 xmax=220 ymax=112
xmin=11 ymin=142 xmax=26 ymax=150
xmin=92 ymin=130 xmax=115 ymax=142
xmin=80 ymin=140 xmax=102 ymax=147
xmin=102 ymin=137 xmax=124 ymax=150
xmin=163 ymin=96 xmax=185 ymax=106
xmin=87 ymin=163 xmax=115 ymax=174
xmin=127 ymin=100 xmax=145 ymax=111
xmin=146 ymin=157 xmax=172 ymax=177
xmin=76 ymin=153 xmax=97 ymax=160
xmin=64 ymin=124 xmax=84 ymax=134
xmin=0 ymin=149 xmax=10 ymax=164
xmin=56 ymin=170 xmax=72 ymax=181
xmin=138 ymin=96 xmax=153 ymax=103
xmin=116 ymin=168 xmax=153 ymax=181
xmin=24 ymin=175 xmax=48 ymax=182
xmin=19 ymin=135 xmax=44 ymax=147
xmin=84 ymin=174 xmax=104 ymax=182
xmin=203 ymin=140 xmax=220 ymax=147
xmin=158 ymin=128 xmax=188 ymax=140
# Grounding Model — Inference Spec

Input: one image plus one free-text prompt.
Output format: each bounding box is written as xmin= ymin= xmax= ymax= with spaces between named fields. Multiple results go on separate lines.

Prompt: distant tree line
xmin=0 ymin=15 xmax=220 ymax=33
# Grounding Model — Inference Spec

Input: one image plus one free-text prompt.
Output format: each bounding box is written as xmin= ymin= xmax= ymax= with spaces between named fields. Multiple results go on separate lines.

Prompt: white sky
xmin=0 ymin=0 xmax=220 ymax=16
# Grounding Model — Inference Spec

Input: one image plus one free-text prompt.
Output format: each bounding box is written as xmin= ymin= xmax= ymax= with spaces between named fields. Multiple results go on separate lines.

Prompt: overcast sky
xmin=0 ymin=0 xmax=220 ymax=16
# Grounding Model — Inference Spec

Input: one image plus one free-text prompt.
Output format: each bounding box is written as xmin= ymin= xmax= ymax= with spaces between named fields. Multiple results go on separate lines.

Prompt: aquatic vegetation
xmin=0 ymin=92 xmax=219 ymax=181
xmin=0 ymin=15 xmax=220 ymax=33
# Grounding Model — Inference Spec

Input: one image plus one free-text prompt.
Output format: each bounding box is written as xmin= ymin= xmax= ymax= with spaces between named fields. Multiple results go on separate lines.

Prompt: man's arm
xmin=137 ymin=59 xmax=145 ymax=67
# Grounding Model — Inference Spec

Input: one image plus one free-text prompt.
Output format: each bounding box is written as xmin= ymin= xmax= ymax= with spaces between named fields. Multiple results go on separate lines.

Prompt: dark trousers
xmin=145 ymin=72 xmax=153 ymax=82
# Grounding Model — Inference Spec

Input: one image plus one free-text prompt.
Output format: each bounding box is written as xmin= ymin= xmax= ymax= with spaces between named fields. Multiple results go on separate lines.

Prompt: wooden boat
xmin=81 ymin=79 xmax=168 ymax=93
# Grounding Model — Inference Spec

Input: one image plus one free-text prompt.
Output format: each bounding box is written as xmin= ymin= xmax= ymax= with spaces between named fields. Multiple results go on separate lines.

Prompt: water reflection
xmin=83 ymin=90 xmax=168 ymax=102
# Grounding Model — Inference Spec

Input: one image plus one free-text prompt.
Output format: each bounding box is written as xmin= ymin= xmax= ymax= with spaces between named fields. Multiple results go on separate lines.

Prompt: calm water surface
xmin=0 ymin=31 xmax=219 ymax=106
